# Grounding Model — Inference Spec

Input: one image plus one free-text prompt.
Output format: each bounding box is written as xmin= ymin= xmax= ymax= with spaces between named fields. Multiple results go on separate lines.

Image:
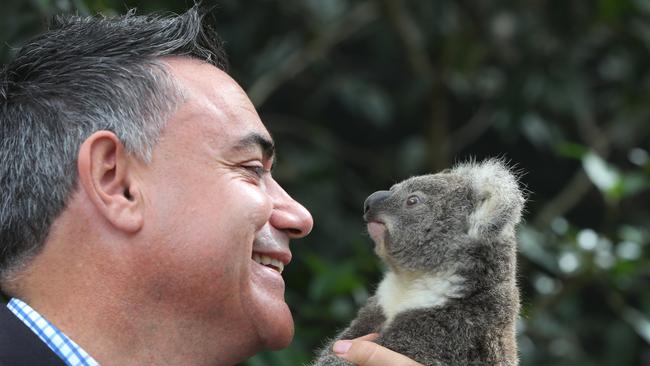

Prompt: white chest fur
xmin=376 ymin=270 xmax=465 ymax=326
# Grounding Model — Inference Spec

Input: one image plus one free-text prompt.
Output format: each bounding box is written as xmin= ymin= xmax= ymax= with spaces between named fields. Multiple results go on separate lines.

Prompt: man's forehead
xmin=163 ymin=56 xmax=241 ymax=101
xmin=162 ymin=57 xmax=274 ymax=159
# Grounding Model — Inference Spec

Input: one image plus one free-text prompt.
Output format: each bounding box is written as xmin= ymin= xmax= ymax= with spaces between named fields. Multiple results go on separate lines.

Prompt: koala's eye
xmin=406 ymin=195 xmax=420 ymax=206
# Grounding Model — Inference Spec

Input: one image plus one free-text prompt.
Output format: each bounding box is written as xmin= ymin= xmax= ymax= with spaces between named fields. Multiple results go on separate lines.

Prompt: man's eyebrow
xmin=232 ymin=132 xmax=275 ymax=161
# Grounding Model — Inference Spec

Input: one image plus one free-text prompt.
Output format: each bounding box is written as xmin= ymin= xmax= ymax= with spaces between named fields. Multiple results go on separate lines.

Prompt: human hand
xmin=332 ymin=333 xmax=423 ymax=366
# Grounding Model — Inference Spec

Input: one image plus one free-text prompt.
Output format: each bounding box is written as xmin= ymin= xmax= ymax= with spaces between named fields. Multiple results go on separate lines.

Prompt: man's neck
xmin=13 ymin=246 xmax=257 ymax=366
xmin=21 ymin=285 xmax=257 ymax=366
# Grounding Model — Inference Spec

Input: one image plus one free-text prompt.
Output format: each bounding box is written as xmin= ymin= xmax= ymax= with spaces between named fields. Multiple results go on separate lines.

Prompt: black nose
xmin=364 ymin=190 xmax=392 ymax=214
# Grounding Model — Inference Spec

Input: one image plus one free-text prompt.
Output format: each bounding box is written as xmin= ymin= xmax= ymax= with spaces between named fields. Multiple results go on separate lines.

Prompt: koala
xmin=312 ymin=159 xmax=525 ymax=366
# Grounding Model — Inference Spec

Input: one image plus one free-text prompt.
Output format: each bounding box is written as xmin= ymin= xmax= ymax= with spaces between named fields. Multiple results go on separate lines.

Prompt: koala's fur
xmin=312 ymin=159 xmax=525 ymax=366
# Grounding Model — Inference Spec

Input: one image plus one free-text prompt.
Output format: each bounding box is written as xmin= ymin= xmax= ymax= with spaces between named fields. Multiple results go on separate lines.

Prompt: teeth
xmin=252 ymin=253 xmax=284 ymax=274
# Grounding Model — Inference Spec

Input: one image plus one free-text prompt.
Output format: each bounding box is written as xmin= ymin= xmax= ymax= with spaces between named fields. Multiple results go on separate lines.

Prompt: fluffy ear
xmin=452 ymin=159 xmax=525 ymax=239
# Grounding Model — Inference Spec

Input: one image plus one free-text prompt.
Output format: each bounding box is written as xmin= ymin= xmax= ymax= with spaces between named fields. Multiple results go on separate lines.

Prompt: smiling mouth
xmin=252 ymin=253 xmax=285 ymax=274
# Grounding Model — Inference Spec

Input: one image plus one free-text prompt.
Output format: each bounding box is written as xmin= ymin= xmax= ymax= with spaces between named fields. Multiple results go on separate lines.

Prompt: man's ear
xmin=77 ymin=131 xmax=144 ymax=233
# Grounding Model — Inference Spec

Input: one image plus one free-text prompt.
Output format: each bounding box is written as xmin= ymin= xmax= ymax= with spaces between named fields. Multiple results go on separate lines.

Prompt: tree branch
xmin=532 ymin=121 xmax=650 ymax=229
xmin=379 ymin=0 xmax=433 ymax=76
xmin=449 ymin=105 xmax=493 ymax=155
xmin=247 ymin=1 xmax=380 ymax=107
xmin=379 ymin=0 xmax=453 ymax=171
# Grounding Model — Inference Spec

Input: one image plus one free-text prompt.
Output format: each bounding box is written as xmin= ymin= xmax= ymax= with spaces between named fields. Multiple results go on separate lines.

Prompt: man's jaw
xmin=247 ymin=244 xmax=295 ymax=352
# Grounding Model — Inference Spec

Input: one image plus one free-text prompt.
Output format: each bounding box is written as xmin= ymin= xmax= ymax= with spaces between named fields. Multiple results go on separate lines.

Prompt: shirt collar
xmin=6 ymin=298 xmax=101 ymax=366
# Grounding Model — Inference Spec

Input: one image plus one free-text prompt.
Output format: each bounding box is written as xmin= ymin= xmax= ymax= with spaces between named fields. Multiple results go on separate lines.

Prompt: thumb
xmin=333 ymin=339 xmax=422 ymax=366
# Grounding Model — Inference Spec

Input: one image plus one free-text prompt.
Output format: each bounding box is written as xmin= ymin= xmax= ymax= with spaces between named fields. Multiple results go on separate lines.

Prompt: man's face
xmin=129 ymin=57 xmax=313 ymax=357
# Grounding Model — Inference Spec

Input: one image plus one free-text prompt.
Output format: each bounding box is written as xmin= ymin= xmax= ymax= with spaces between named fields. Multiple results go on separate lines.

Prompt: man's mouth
xmin=252 ymin=253 xmax=285 ymax=274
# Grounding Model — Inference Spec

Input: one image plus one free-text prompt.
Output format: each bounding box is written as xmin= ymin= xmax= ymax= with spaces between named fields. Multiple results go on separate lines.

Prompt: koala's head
xmin=363 ymin=159 xmax=525 ymax=272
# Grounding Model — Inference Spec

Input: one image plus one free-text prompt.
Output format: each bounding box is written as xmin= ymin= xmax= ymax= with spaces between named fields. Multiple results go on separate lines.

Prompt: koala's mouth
xmin=367 ymin=221 xmax=387 ymax=247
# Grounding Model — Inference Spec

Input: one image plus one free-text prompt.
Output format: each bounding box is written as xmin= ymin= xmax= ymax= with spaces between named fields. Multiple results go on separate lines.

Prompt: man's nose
xmin=268 ymin=180 xmax=314 ymax=239
xmin=363 ymin=190 xmax=391 ymax=214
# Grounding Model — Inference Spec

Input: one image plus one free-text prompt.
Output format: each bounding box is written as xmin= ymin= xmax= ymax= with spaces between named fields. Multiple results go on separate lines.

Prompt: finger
xmin=333 ymin=340 xmax=423 ymax=366
xmin=352 ymin=333 xmax=379 ymax=342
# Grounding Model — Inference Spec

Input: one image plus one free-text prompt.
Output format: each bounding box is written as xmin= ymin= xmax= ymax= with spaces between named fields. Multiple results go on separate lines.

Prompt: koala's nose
xmin=364 ymin=190 xmax=392 ymax=214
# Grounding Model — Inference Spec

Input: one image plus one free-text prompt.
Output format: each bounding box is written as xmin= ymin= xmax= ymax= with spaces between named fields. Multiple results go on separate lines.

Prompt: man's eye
xmin=243 ymin=165 xmax=267 ymax=178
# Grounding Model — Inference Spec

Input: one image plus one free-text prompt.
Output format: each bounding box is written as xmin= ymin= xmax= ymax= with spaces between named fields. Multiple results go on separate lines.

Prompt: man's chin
xmin=266 ymin=324 xmax=294 ymax=350
xmin=246 ymin=280 xmax=295 ymax=351
xmin=257 ymin=302 xmax=294 ymax=350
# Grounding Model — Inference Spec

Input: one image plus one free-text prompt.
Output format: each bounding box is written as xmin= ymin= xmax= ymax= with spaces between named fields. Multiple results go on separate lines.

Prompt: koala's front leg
xmin=311 ymin=296 xmax=386 ymax=366
xmin=376 ymin=307 xmax=478 ymax=366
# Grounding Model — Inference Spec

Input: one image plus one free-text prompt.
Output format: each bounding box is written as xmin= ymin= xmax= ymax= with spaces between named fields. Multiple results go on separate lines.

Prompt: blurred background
xmin=2 ymin=0 xmax=649 ymax=365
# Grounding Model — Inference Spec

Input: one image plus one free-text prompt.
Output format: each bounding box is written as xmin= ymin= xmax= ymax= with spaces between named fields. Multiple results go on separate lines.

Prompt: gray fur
xmin=0 ymin=6 xmax=228 ymax=284
xmin=312 ymin=159 xmax=524 ymax=366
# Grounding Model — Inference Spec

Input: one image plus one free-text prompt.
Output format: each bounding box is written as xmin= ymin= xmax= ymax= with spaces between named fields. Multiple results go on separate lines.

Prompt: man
xmin=0 ymin=6 xmax=420 ymax=366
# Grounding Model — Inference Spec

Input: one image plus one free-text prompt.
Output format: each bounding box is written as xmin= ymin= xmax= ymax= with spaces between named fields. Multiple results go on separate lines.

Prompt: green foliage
xmin=2 ymin=0 xmax=649 ymax=365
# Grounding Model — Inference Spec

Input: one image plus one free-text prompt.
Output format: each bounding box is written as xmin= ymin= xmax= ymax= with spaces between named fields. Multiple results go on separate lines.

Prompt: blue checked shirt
xmin=7 ymin=298 xmax=100 ymax=366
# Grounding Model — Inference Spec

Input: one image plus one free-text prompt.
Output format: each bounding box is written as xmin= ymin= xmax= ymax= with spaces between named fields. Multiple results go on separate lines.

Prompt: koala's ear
xmin=453 ymin=159 xmax=525 ymax=240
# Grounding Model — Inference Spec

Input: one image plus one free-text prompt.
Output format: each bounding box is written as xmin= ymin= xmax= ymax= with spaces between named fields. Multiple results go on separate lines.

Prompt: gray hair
xmin=0 ymin=6 xmax=228 ymax=284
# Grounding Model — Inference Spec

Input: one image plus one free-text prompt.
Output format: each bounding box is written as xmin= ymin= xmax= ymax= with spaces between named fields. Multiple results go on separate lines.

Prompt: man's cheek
xmin=239 ymin=186 xmax=273 ymax=226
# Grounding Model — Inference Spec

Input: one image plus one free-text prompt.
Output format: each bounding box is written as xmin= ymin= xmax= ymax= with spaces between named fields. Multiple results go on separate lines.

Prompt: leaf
xmin=582 ymin=152 xmax=621 ymax=193
xmin=555 ymin=142 xmax=588 ymax=159
xmin=333 ymin=77 xmax=394 ymax=127
xmin=520 ymin=113 xmax=553 ymax=148
xmin=620 ymin=172 xmax=650 ymax=197
xmin=621 ymin=306 xmax=650 ymax=343
xmin=518 ymin=225 xmax=559 ymax=274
